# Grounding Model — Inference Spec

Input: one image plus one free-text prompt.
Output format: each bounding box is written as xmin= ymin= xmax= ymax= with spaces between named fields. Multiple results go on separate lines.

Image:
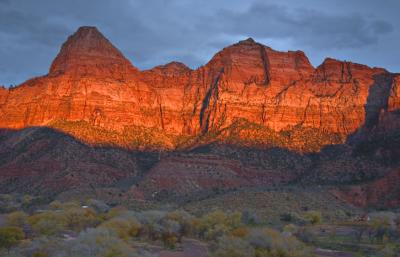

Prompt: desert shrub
xmin=146 ymin=223 xmax=164 ymax=241
xmin=8 ymin=235 xmax=66 ymax=257
xmin=101 ymin=216 xmax=141 ymax=239
xmin=162 ymin=232 xmax=178 ymax=249
xmin=303 ymin=211 xmax=322 ymax=225
xmin=159 ymin=218 xmax=183 ymax=248
xmin=247 ymin=228 xmax=311 ymax=257
xmin=283 ymin=224 xmax=299 ymax=234
xmin=161 ymin=218 xmax=181 ymax=235
xmin=377 ymin=243 xmax=400 ymax=257
xmin=198 ymin=216 xmax=228 ymax=240
xmin=280 ymin=212 xmax=307 ymax=225
xmin=21 ymin=195 xmax=33 ymax=207
xmin=230 ymin=227 xmax=250 ymax=238
xmin=296 ymin=227 xmax=315 ymax=244
xmin=214 ymin=236 xmax=254 ymax=257
xmin=242 ymin=209 xmax=261 ymax=225
xmin=63 ymin=207 xmax=100 ymax=231
xmin=0 ymin=194 xmax=18 ymax=213
xmin=0 ymin=227 xmax=25 ymax=252
xmin=369 ymin=212 xmax=398 ymax=242
xmin=60 ymin=201 xmax=81 ymax=210
xmin=195 ymin=210 xmax=243 ymax=240
xmin=370 ymin=212 xmax=397 ymax=229
xmin=68 ymin=228 xmax=138 ymax=257
xmin=48 ymin=200 xmax=62 ymax=210
xmin=166 ymin=210 xmax=193 ymax=223
xmin=247 ymin=228 xmax=278 ymax=250
xmin=226 ymin=211 xmax=243 ymax=228
xmin=6 ymin=211 xmax=28 ymax=228
xmin=165 ymin=210 xmax=194 ymax=236
xmin=28 ymin=211 xmax=67 ymax=236
xmin=133 ymin=210 xmax=167 ymax=240
xmin=136 ymin=210 xmax=166 ymax=224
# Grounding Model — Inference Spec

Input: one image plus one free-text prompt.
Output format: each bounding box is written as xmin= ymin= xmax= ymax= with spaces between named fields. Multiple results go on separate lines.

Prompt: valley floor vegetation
xmin=0 ymin=194 xmax=399 ymax=257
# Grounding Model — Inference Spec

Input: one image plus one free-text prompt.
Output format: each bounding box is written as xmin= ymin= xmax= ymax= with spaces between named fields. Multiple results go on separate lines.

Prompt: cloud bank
xmin=0 ymin=0 xmax=398 ymax=86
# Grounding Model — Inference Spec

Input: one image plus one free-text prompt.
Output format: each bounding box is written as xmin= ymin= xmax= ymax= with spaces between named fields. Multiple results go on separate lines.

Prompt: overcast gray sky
xmin=0 ymin=0 xmax=398 ymax=86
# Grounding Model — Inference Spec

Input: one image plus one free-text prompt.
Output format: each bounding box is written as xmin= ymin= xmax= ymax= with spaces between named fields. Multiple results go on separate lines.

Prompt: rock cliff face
xmin=0 ymin=27 xmax=399 ymax=152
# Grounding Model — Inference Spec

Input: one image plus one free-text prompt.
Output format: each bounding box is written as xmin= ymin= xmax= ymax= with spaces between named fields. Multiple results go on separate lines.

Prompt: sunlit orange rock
xmin=0 ymin=26 xmax=399 ymax=152
xmin=388 ymin=75 xmax=400 ymax=111
xmin=0 ymin=86 xmax=8 ymax=105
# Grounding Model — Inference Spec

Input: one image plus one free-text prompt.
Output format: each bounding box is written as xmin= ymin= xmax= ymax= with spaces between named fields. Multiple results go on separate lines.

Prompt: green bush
xmin=63 ymin=207 xmax=100 ymax=231
xmin=195 ymin=210 xmax=243 ymax=240
xmin=101 ymin=216 xmax=141 ymax=239
xmin=6 ymin=211 xmax=28 ymax=228
xmin=28 ymin=211 xmax=67 ymax=236
xmin=303 ymin=211 xmax=322 ymax=225
xmin=0 ymin=226 xmax=25 ymax=252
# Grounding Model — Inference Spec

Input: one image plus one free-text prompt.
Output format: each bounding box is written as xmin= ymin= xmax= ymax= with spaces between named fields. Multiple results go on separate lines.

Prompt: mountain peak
xmin=241 ymin=37 xmax=256 ymax=43
xmin=234 ymin=37 xmax=258 ymax=47
xmin=49 ymin=26 xmax=137 ymax=78
xmin=149 ymin=61 xmax=191 ymax=76
xmin=205 ymin=37 xmax=313 ymax=84
xmin=75 ymin=26 xmax=100 ymax=33
xmin=71 ymin=26 xmax=114 ymax=45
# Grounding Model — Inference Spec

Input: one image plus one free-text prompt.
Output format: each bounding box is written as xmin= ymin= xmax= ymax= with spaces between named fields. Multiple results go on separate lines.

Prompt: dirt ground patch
xmin=315 ymin=248 xmax=356 ymax=257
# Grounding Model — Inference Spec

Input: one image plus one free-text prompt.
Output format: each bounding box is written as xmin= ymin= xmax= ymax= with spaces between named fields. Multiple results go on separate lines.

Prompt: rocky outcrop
xmin=0 ymin=26 xmax=399 ymax=152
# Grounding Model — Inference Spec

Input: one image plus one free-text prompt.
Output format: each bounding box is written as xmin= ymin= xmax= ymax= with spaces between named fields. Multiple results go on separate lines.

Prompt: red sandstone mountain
xmin=1 ymin=26 xmax=398 ymax=152
xmin=1 ymin=26 xmax=400 ymax=208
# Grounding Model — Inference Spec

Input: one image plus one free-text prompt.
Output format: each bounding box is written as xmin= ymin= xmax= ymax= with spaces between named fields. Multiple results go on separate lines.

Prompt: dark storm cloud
xmin=0 ymin=0 xmax=398 ymax=86
xmin=211 ymin=3 xmax=395 ymax=49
